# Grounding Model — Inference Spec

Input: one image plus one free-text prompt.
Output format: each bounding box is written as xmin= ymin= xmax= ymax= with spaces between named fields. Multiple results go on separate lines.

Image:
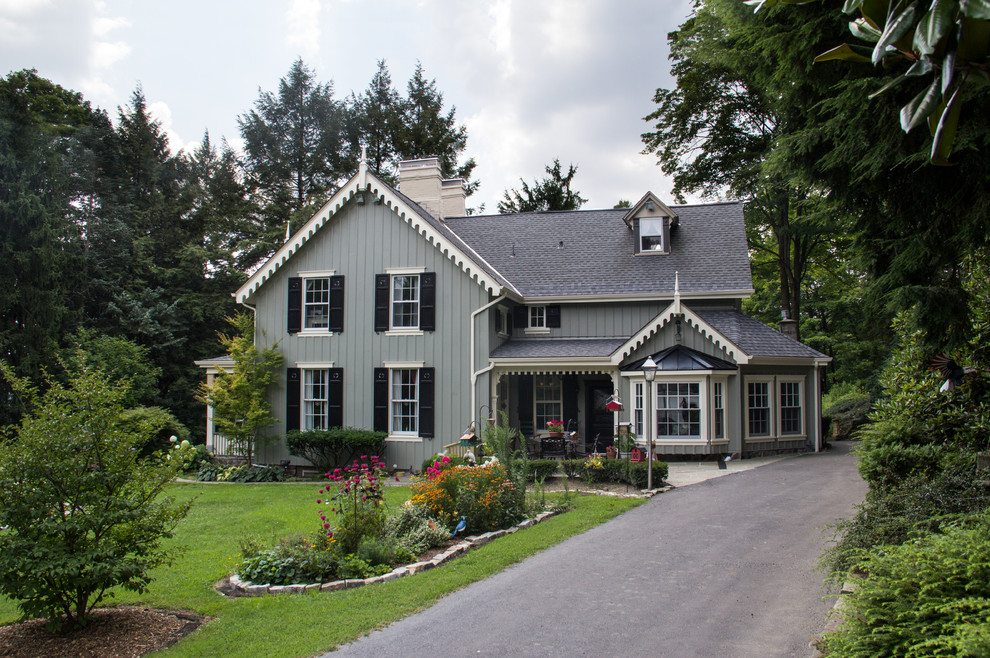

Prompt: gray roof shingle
xmin=443 ymin=202 xmax=751 ymax=298
xmin=695 ymin=309 xmax=828 ymax=359
xmin=490 ymin=338 xmax=627 ymax=359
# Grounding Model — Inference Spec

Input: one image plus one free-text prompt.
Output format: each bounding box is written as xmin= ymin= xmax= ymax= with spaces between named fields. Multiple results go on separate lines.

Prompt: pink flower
xmin=323 ymin=522 xmax=331 ymax=529
xmin=316 ymin=499 xmax=322 ymax=504
xmin=320 ymin=515 xmax=326 ymax=520
xmin=442 ymin=455 xmax=451 ymax=463
xmin=395 ymin=476 xmax=400 ymax=482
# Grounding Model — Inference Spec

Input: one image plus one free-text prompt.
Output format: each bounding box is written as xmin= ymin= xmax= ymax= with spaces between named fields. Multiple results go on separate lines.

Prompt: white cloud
xmin=91 ymin=40 xmax=130 ymax=68
xmin=286 ymin=0 xmax=321 ymax=58
xmin=0 ymin=0 xmax=50 ymax=13
xmin=93 ymin=15 xmax=129 ymax=38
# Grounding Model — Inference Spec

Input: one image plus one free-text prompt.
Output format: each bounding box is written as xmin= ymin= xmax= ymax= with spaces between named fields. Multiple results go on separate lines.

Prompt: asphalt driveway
xmin=329 ymin=442 xmax=866 ymax=657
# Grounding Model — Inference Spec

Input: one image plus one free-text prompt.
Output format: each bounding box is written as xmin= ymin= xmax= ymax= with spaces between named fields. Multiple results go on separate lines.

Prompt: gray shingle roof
xmin=491 ymin=338 xmax=627 ymax=359
xmin=443 ymin=202 xmax=751 ymax=298
xmin=695 ymin=309 xmax=828 ymax=359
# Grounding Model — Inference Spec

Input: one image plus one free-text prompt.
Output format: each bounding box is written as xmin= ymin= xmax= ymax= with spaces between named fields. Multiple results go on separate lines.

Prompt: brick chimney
xmin=398 ymin=157 xmax=465 ymax=220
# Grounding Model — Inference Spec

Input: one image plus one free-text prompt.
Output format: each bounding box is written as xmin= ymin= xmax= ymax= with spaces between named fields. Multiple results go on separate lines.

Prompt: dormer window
xmin=639 ymin=218 xmax=666 ymax=252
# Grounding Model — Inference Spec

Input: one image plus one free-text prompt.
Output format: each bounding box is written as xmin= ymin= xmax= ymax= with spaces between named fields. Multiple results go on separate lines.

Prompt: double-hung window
xmin=529 ymin=306 xmax=546 ymax=329
xmin=534 ymin=375 xmax=562 ymax=430
xmin=373 ymin=366 xmax=435 ymax=439
xmin=633 ymin=382 xmax=644 ymax=437
xmin=304 ymin=278 xmax=329 ymax=329
xmin=303 ymin=369 xmax=329 ymax=429
xmin=713 ymin=381 xmax=725 ymax=439
xmin=747 ymin=380 xmax=771 ymax=437
xmin=390 ymin=369 xmax=418 ymax=435
xmin=779 ymin=380 xmax=803 ymax=435
xmin=639 ymin=217 xmax=666 ymax=252
xmin=374 ymin=271 xmax=436 ymax=332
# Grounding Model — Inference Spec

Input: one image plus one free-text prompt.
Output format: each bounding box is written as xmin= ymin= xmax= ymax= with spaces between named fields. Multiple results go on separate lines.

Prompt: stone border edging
xmin=222 ymin=510 xmax=563 ymax=597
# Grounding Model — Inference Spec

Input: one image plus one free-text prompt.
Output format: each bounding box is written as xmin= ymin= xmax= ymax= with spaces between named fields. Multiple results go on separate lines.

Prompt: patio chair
xmin=541 ymin=435 xmax=567 ymax=458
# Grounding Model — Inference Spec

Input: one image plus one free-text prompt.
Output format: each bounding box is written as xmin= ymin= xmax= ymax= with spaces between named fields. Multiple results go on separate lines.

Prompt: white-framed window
xmin=534 ymin=375 xmax=562 ymax=430
xmin=391 ymin=275 xmax=420 ymax=329
xmin=391 ymin=368 xmax=419 ymax=435
xmin=529 ymin=306 xmax=546 ymax=329
xmin=304 ymin=277 xmax=330 ymax=329
xmin=713 ymin=380 xmax=725 ymax=439
xmin=747 ymin=379 xmax=772 ymax=437
xmin=779 ymin=379 xmax=804 ymax=436
xmin=633 ymin=381 xmax=644 ymax=437
xmin=303 ymin=368 xmax=329 ymax=429
xmin=656 ymin=382 xmax=700 ymax=438
xmin=639 ymin=217 xmax=666 ymax=252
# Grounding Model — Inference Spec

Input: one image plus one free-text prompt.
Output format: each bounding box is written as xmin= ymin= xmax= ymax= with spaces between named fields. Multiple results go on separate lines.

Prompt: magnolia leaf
xmin=913 ymin=0 xmax=957 ymax=55
xmin=930 ymin=84 xmax=963 ymax=164
xmin=873 ymin=0 xmax=919 ymax=65
xmin=904 ymin=57 xmax=934 ymax=76
xmin=816 ymin=43 xmax=874 ymax=63
xmin=869 ymin=72 xmax=908 ymax=97
xmin=843 ymin=0 xmax=867 ymax=13
xmin=900 ymin=78 xmax=942 ymax=132
xmin=961 ymin=0 xmax=990 ymax=19
xmin=850 ymin=17 xmax=883 ymax=41
xmin=941 ymin=50 xmax=956 ymax=94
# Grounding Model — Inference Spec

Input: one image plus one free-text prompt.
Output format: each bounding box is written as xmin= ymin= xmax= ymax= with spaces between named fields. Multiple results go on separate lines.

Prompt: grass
xmin=0 ymin=481 xmax=644 ymax=656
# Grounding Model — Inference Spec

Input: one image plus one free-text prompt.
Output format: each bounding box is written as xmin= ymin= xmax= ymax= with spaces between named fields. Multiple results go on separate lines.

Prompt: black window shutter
xmin=287 ymin=278 xmax=302 ymax=334
xmin=418 ymin=368 xmax=435 ymax=438
xmin=328 ymin=368 xmax=343 ymax=428
xmin=286 ymin=368 xmax=301 ymax=432
xmin=517 ymin=375 xmax=533 ymax=437
xmin=373 ymin=368 xmax=389 ymax=433
xmin=513 ymin=307 xmax=528 ymax=329
xmin=547 ymin=305 xmax=561 ymax=328
xmin=374 ymin=274 xmax=390 ymax=332
xmin=420 ymin=272 xmax=436 ymax=331
xmin=329 ymin=275 xmax=345 ymax=333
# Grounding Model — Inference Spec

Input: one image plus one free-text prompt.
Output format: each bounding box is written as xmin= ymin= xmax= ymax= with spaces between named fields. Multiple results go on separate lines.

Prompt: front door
xmin=585 ymin=381 xmax=615 ymax=453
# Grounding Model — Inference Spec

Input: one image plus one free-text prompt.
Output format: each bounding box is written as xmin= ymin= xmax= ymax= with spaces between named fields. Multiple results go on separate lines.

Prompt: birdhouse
xmin=606 ymin=395 xmax=623 ymax=412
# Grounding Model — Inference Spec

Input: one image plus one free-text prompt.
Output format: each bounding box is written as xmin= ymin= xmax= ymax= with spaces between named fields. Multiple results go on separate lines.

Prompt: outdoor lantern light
xmin=641 ymin=355 xmax=658 ymax=490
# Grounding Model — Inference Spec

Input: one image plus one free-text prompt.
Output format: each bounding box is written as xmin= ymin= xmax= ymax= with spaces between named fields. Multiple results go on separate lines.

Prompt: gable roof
xmin=695 ymin=309 xmax=829 ymax=361
xmin=443 ymin=202 xmax=752 ymax=300
xmin=621 ymin=344 xmax=738 ymax=372
xmin=234 ymin=166 xmax=517 ymax=304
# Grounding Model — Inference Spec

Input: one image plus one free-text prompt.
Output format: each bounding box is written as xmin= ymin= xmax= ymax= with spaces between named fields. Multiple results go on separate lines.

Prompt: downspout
xmin=470 ymin=293 xmax=507 ymax=427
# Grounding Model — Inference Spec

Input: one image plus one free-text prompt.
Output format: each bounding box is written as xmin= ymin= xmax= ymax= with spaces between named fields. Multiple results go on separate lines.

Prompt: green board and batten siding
xmin=249 ymin=199 xmax=493 ymax=469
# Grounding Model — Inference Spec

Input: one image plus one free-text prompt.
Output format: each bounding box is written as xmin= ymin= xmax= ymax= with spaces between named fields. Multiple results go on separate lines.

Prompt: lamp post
xmin=642 ymin=355 xmax=658 ymax=490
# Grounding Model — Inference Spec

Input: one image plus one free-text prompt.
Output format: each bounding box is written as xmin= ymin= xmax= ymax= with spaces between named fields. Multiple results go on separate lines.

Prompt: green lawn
xmin=0 ymin=482 xmax=644 ymax=656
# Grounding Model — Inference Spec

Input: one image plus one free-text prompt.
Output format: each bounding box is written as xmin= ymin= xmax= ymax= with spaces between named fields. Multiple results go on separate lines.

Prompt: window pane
xmin=780 ymin=382 xmax=802 ymax=435
xmin=534 ymin=375 xmax=562 ymax=429
xmin=391 ymin=369 xmax=418 ymax=434
xmin=304 ymin=369 xmax=328 ymax=429
xmin=748 ymin=381 xmax=770 ymax=436
xmin=640 ymin=218 xmax=665 ymax=252
xmin=304 ymin=278 xmax=329 ymax=329
xmin=655 ymin=382 xmax=699 ymax=438
xmin=529 ymin=306 xmax=545 ymax=328
xmin=713 ymin=382 xmax=724 ymax=439
xmin=391 ymin=275 xmax=419 ymax=328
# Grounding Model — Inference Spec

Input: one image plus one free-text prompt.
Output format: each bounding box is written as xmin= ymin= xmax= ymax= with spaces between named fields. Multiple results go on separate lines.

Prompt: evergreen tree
xmin=349 ymin=60 xmax=404 ymax=185
xmin=498 ymin=159 xmax=587 ymax=213
xmin=396 ymin=63 xmax=478 ymax=194
xmin=238 ymin=59 xmax=352 ymax=259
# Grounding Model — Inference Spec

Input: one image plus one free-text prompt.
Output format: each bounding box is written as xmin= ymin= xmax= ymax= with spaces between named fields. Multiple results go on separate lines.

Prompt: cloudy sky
xmin=1 ymin=0 xmax=697 ymax=211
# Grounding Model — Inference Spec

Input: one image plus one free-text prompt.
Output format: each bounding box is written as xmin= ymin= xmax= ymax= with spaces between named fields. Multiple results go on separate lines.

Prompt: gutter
xmin=470 ymin=293 xmax=507 ymax=427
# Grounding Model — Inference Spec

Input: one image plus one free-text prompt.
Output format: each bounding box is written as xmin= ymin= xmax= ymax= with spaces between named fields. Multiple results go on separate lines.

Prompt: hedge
xmin=285 ymin=427 xmax=386 ymax=472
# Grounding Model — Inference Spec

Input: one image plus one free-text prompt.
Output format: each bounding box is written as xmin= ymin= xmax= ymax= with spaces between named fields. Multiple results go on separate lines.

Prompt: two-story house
xmin=199 ymin=157 xmax=829 ymax=471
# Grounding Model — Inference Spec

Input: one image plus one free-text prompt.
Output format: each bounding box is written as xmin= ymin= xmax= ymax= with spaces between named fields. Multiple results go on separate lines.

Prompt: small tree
xmin=0 ymin=363 xmax=192 ymax=631
xmin=198 ymin=313 xmax=282 ymax=466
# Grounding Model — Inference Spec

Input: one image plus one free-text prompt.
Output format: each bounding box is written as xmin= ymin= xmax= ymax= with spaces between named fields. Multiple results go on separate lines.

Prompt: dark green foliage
xmin=559 ymin=458 xmax=668 ymax=487
xmin=61 ymin=329 xmax=162 ymax=407
xmin=820 ymin=511 xmax=990 ymax=657
xmin=0 ymin=364 xmax=191 ymax=631
xmin=822 ymin=392 xmax=872 ymax=441
xmin=383 ymin=504 xmax=451 ymax=555
xmin=286 ymin=427 xmax=387 ymax=473
xmin=238 ymin=534 xmax=340 ymax=586
xmin=196 ymin=464 xmax=286 ymax=483
xmin=626 ymin=461 xmax=669 ymax=489
xmin=525 ymin=459 xmax=560 ymax=482
xmin=117 ymin=405 xmax=190 ymax=457
xmin=356 ymin=536 xmax=412 ymax=567
xmin=498 ymin=159 xmax=587 ymax=213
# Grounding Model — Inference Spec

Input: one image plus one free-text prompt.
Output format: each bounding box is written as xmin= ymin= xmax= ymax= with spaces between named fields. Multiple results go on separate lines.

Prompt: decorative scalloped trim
xmin=611 ymin=302 xmax=749 ymax=365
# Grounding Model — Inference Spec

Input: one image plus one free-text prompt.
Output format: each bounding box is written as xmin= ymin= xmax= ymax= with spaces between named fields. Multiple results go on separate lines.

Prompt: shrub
xmin=356 ymin=536 xmax=414 ymax=567
xmin=820 ymin=510 xmax=990 ymax=657
xmin=560 ymin=459 xmax=583 ymax=478
xmin=626 ymin=461 xmax=669 ymax=489
xmin=167 ymin=438 xmax=213 ymax=473
xmin=526 ymin=459 xmax=560 ymax=481
xmin=409 ymin=462 xmax=525 ymax=533
xmin=286 ymin=427 xmax=387 ymax=473
xmin=384 ymin=504 xmax=451 ymax=555
xmin=822 ymin=392 xmax=872 ymax=441
xmin=238 ymin=534 xmax=340 ymax=586
xmin=118 ymin=405 xmax=190 ymax=457
xmin=0 ymin=364 xmax=191 ymax=631
xmin=197 ymin=464 xmax=286 ymax=482
xmin=558 ymin=458 xmax=667 ymax=488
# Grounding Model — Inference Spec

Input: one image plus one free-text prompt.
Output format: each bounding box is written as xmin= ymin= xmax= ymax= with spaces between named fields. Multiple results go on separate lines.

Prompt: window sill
xmin=297 ymin=329 xmax=335 ymax=337
xmin=385 ymin=435 xmax=424 ymax=443
xmin=385 ymin=329 xmax=424 ymax=337
xmin=524 ymin=328 xmax=551 ymax=335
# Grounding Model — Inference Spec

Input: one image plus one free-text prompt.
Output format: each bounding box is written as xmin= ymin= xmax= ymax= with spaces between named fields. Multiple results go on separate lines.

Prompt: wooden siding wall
xmin=250 ymin=200 xmax=491 ymax=469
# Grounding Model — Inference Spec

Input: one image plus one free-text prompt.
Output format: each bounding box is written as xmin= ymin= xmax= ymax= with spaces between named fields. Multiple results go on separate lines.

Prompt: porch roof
xmin=490 ymin=338 xmax=627 ymax=359
xmin=621 ymin=344 xmax=738 ymax=372
xmin=695 ymin=310 xmax=828 ymax=359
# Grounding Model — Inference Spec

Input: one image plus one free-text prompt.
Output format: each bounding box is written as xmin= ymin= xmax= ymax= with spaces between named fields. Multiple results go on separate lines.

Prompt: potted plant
xmin=546 ymin=420 xmax=565 ymax=437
